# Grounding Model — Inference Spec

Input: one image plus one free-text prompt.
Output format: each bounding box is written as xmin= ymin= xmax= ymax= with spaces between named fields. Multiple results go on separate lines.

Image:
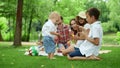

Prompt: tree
xmin=84 ymin=0 xmax=110 ymax=22
xmin=22 ymin=0 xmax=54 ymax=41
xmin=53 ymin=0 xmax=86 ymax=24
xmin=0 ymin=17 xmax=8 ymax=41
xmin=13 ymin=0 xmax=23 ymax=46
xmin=107 ymin=0 xmax=120 ymax=31
xmin=0 ymin=0 xmax=17 ymax=41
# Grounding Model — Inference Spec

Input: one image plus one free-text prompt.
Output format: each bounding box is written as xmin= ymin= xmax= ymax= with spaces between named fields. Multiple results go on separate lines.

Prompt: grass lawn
xmin=0 ymin=33 xmax=120 ymax=68
xmin=102 ymin=33 xmax=118 ymax=45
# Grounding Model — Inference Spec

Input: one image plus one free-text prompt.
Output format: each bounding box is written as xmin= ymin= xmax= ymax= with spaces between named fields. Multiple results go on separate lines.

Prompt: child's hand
xmin=79 ymin=26 xmax=85 ymax=31
xmin=79 ymin=31 xmax=88 ymax=40
xmin=54 ymin=36 xmax=59 ymax=43
xmin=67 ymin=41 xmax=71 ymax=46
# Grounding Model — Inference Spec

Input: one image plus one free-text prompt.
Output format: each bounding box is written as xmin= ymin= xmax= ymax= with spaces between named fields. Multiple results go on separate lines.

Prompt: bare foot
xmin=87 ymin=56 xmax=101 ymax=60
xmin=50 ymin=57 xmax=56 ymax=60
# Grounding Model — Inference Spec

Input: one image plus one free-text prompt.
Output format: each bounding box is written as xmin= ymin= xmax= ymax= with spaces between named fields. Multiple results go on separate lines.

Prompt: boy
xmin=42 ymin=12 xmax=60 ymax=59
xmin=62 ymin=8 xmax=103 ymax=60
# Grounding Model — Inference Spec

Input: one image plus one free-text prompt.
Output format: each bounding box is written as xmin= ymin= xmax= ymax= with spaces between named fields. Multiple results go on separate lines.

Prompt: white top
xmin=79 ymin=21 xmax=103 ymax=57
xmin=74 ymin=23 xmax=91 ymax=48
xmin=42 ymin=19 xmax=57 ymax=39
xmin=84 ymin=23 xmax=91 ymax=29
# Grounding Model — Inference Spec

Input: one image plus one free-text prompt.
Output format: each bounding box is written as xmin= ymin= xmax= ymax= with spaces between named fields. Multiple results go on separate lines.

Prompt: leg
xmin=57 ymin=43 xmax=65 ymax=53
xmin=61 ymin=45 xmax=75 ymax=56
xmin=67 ymin=55 xmax=87 ymax=60
xmin=50 ymin=53 xmax=56 ymax=59
xmin=48 ymin=53 xmax=51 ymax=59
xmin=87 ymin=55 xmax=101 ymax=60
xmin=68 ymin=55 xmax=101 ymax=60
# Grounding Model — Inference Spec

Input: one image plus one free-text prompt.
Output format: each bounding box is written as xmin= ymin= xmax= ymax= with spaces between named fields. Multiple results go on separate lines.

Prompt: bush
xmin=102 ymin=22 xmax=117 ymax=33
xmin=115 ymin=32 xmax=120 ymax=45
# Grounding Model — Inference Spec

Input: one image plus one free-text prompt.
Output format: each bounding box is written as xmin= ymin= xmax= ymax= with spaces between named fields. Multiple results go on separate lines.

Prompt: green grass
xmin=0 ymin=33 xmax=120 ymax=68
xmin=0 ymin=43 xmax=120 ymax=68
xmin=102 ymin=33 xmax=118 ymax=45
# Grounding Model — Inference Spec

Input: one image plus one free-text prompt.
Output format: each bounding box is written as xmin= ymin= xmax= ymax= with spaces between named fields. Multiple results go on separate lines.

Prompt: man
xmin=56 ymin=16 xmax=71 ymax=52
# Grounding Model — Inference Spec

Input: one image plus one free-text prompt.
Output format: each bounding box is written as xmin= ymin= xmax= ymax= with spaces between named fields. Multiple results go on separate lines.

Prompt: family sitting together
xmin=42 ymin=7 xmax=103 ymax=60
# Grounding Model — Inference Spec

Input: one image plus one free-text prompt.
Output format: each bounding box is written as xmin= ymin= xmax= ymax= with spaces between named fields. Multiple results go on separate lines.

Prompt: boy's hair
xmin=49 ymin=11 xmax=60 ymax=19
xmin=86 ymin=8 xmax=100 ymax=20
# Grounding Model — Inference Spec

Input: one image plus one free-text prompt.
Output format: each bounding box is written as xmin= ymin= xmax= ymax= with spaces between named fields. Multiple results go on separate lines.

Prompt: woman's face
xmin=79 ymin=18 xmax=85 ymax=24
xmin=70 ymin=20 xmax=77 ymax=30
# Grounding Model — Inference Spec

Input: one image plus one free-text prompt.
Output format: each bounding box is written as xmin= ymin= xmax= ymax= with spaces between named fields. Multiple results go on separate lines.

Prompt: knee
xmin=67 ymin=55 xmax=73 ymax=60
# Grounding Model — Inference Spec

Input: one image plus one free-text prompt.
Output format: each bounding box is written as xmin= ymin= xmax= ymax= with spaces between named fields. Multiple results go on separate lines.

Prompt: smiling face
xmin=79 ymin=18 xmax=85 ymax=24
xmin=70 ymin=20 xmax=78 ymax=30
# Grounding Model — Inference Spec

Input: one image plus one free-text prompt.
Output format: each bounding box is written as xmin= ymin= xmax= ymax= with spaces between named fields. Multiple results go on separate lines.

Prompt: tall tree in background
xmin=84 ymin=0 xmax=109 ymax=22
xmin=107 ymin=0 xmax=120 ymax=31
xmin=53 ymin=0 xmax=86 ymax=24
xmin=13 ymin=0 xmax=23 ymax=46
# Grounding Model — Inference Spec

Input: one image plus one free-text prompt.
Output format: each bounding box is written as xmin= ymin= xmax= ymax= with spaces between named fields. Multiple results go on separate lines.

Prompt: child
xmin=62 ymin=8 xmax=103 ymax=60
xmin=42 ymin=12 xmax=60 ymax=59
xmin=24 ymin=40 xmax=43 ymax=56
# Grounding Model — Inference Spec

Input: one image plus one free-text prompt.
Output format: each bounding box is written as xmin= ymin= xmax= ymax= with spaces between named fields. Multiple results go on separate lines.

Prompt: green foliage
xmin=107 ymin=0 xmax=120 ymax=31
xmin=0 ymin=17 xmax=8 ymax=30
xmin=84 ymin=0 xmax=110 ymax=22
xmin=115 ymin=32 xmax=120 ymax=45
xmin=0 ymin=17 xmax=14 ymax=41
xmin=2 ymin=32 xmax=14 ymax=41
xmin=0 ymin=0 xmax=120 ymax=41
xmin=53 ymin=0 xmax=86 ymax=23
xmin=102 ymin=22 xmax=117 ymax=33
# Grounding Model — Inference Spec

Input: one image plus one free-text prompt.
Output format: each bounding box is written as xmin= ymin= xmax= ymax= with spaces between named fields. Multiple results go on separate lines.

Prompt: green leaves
xmin=0 ymin=17 xmax=8 ymax=30
xmin=107 ymin=0 xmax=120 ymax=31
xmin=115 ymin=32 xmax=120 ymax=45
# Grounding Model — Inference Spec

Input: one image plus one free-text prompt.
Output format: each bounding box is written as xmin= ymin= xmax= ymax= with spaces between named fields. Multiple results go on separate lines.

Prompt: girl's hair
xmin=69 ymin=18 xmax=77 ymax=35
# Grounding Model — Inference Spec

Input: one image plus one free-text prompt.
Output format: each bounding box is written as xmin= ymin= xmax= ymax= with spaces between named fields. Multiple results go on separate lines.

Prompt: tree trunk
xmin=13 ymin=0 xmax=23 ymax=46
xmin=26 ymin=12 xmax=33 ymax=42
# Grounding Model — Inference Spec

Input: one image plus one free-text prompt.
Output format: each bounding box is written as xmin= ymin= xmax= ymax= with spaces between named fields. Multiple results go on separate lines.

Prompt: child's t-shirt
xmin=79 ymin=21 xmax=103 ymax=57
xmin=42 ymin=19 xmax=57 ymax=39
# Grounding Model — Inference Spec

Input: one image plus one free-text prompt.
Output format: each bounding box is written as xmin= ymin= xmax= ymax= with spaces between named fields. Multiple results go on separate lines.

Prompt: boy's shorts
xmin=69 ymin=47 xmax=85 ymax=57
xmin=43 ymin=36 xmax=56 ymax=53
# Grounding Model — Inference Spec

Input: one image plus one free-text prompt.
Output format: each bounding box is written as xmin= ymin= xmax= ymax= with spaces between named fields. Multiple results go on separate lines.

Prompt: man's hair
xmin=86 ymin=8 xmax=100 ymax=20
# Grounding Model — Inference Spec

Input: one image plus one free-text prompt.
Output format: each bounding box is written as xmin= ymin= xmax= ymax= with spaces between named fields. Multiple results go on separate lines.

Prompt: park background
xmin=0 ymin=0 xmax=120 ymax=68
